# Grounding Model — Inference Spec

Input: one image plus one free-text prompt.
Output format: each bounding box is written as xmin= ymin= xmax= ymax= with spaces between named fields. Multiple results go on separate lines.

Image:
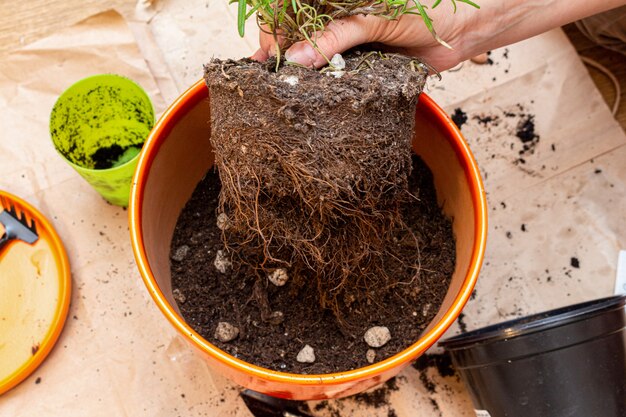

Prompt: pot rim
xmin=440 ymin=294 xmax=626 ymax=350
xmin=129 ymin=79 xmax=488 ymax=386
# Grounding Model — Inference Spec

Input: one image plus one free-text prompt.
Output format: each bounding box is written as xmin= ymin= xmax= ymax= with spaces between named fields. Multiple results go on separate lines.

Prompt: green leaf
xmin=458 ymin=0 xmax=480 ymax=8
xmin=413 ymin=2 xmax=434 ymax=33
xmin=414 ymin=1 xmax=453 ymax=49
xmin=278 ymin=0 xmax=290 ymax=25
xmin=246 ymin=3 xmax=261 ymax=19
xmin=237 ymin=0 xmax=247 ymax=37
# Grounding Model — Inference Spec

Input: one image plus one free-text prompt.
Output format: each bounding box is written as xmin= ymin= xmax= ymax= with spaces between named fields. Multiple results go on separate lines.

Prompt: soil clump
xmin=203 ymin=51 xmax=430 ymax=315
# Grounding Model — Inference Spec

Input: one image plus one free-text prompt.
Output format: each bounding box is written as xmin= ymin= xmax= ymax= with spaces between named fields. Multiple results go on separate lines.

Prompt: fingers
xmin=259 ymin=28 xmax=278 ymax=58
xmin=251 ymin=48 xmax=269 ymax=62
xmin=285 ymin=16 xmax=373 ymax=68
xmin=470 ymin=53 xmax=489 ymax=64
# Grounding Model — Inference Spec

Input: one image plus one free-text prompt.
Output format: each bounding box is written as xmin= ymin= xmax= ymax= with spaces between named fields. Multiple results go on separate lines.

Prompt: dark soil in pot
xmin=92 ymin=144 xmax=142 ymax=169
xmin=170 ymin=155 xmax=455 ymax=373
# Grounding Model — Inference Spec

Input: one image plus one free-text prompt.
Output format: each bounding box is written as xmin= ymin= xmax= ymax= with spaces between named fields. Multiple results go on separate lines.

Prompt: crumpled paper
xmin=145 ymin=0 xmax=260 ymax=93
xmin=1 ymin=6 xmax=625 ymax=417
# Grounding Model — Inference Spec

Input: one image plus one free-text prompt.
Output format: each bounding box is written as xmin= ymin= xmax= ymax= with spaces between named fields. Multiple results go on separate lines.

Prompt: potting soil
xmin=91 ymin=144 xmax=142 ymax=169
xmin=170 ymin=156 xmax=455 ymax=373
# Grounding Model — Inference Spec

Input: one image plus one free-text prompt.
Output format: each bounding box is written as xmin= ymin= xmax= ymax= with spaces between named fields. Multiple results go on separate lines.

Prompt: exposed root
xmin=204 ymin=51 xmax=428 ymax=320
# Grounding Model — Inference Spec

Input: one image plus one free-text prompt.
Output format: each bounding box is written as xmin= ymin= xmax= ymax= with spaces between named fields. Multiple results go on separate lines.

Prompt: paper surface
xmin=1 ymin=5 xmax=625 ymax=417
xmin=146 ymin=0 xmax=260 ymax=93
xmin=0 ymin=10 xmax=245 ymax=417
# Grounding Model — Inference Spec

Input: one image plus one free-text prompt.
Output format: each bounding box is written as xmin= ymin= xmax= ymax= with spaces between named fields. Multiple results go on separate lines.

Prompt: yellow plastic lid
xmin=0 ymin=190 xmax=71 ymax=395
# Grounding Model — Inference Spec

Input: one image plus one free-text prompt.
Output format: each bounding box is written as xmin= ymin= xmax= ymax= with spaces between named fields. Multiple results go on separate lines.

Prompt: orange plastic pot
xmin=129 ymin=80 xmax=487 ymax=401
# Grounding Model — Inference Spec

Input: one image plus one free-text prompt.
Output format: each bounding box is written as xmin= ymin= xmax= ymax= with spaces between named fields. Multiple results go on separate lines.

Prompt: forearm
xmin=457 ymin=0 xmax=626 ymax=60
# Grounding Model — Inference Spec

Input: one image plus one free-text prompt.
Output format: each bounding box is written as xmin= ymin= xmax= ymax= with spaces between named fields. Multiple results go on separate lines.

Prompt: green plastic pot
xmin=50 ymin=74 xmax=154 ymax=207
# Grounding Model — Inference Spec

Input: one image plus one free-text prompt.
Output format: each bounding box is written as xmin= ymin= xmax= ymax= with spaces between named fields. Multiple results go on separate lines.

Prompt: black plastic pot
xmin=440 ymin=295 xmax=626 ymax=417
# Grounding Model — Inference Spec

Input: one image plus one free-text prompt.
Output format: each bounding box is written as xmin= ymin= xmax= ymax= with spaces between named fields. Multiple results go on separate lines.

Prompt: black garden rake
xmin=0 ymin=196 xmax=39 ymax=253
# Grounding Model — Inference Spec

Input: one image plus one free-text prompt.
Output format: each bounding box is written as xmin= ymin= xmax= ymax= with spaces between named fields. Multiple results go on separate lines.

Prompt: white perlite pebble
xmin=172 ymin=288 xmax=186 ymax=305
xmin=214 ymin=322 xmax=239 ymax=342
xmin=214 ymin=250 xmax=232 ymax=273
xmin=366 ymin=349 xmax=376 ymax=364
xmin=364 ymin=326 xmax=391 ymax=348
xmin=268 ymin=311 xmax=285 ymax=325
xmin=330 ymin=53 xmax=346 ymax=70
xmin=296 ymin=345 xmax=316 ymax=363
xmin=216 ymin=213 xmax=231 ymax=231
xmin=422 ymin=303 xmax=432 ymax=317
xmin=171 ymin=245 xmax=190 ymax=262
xmin=281 ymin=75 xmax=299 ymax=86
xmin=328 ymin=70 xmax=345 ymax=79
xmin=268 ymin=268 xmax=289 ymax=286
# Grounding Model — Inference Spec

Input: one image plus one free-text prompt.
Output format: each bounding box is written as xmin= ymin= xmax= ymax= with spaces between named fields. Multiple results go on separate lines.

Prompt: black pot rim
xmin=439 ymin=295 xmax=626 ymax=350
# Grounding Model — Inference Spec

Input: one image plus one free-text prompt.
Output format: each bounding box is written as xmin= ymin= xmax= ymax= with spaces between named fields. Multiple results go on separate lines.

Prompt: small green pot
xmin=50 ymin=74 xmax=155 ymax=207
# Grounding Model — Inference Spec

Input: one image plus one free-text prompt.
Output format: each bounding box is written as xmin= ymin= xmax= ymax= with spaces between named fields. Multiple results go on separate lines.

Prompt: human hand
xmin=251 ymin=2 xmax=473 ymax=71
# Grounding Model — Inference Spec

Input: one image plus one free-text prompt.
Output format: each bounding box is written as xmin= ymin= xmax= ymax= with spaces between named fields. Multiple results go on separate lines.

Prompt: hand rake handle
xmin=0 ymin=232 xmax=11 ymax=252
xmin=0 ymin=202 xmax=39 ymax=255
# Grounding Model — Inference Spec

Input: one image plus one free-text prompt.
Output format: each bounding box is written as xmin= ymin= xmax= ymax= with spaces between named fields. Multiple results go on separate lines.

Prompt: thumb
xmin=284 ymin=15 xmax=373 ymax=68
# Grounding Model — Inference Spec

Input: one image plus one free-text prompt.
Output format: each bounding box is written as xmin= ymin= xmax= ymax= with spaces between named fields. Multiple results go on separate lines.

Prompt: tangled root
xmin=204 ymin=52 xmax=428 ymax=316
